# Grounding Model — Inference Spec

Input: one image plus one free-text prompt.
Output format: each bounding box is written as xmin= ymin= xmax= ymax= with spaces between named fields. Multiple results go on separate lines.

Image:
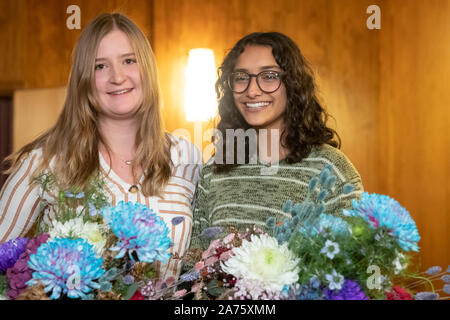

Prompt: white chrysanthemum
xmin=221 ymin=234 xmax=300 ymax=292
xmin=49 ymin=217 xmax=107 ymax=256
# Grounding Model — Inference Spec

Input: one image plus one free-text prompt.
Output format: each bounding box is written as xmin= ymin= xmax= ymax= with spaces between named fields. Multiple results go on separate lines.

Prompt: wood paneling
xmin=379 ymin=0 xmax=450 ymax=269
xmin=0 ymin=0 xmax=153 ymax=91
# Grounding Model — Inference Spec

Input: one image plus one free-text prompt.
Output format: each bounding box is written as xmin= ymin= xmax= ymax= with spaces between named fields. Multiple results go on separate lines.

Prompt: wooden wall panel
xmin=379 ymin=0 xmax=450 ymax=269
xmin=0 ymin=0 xmax=153 ymax=92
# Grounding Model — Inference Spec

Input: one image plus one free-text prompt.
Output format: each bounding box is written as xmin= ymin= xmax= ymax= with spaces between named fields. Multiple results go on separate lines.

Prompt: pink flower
xmin=174 ymin=289 xmax=187 ymax=298
xmin=219 ymin=250 xmax=233 ymax=261
xmin=194 ymin=261 xmax=205 ymax=271
xmin=205 ymin=256 xmax=218 ymax=266
xmin=223 ymin=233 xmax=235 ymax=244
xmin=202 ymin=239 xmax=221 ymax=259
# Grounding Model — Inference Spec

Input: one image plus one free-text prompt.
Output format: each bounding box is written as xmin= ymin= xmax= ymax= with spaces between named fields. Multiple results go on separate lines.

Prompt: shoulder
xmin=0 ymin=148 xmax=43 ymax=195
xmin=12 ymin=148 xmax=43 ymax=172
xmin=304 ymin=144 xmax=361 ymax=183
xmin=167 ymin=133 xmax=203 ymax=166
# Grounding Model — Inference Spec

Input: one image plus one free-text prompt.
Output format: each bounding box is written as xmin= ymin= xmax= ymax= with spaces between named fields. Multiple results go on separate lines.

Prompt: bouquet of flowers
xmin=178 ymin=166 xmax=450 ymax=300
xmin=0 ymin=174 xmax=183 ymax=300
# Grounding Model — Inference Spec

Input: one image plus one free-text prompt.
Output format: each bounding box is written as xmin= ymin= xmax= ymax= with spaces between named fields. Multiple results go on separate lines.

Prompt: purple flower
xmin=415 ymin=291 xmax=440 ymax=300
xmin=171 ymin=216 xmax=185 ymax=226
xmin=179 ymin=270 xmax=200 ymax=282
xmin=6 ymin=233 xmax=49 ymax=299
xmin=425 ymin=266 xmax=442 ymax=275
xmin=0 ymin=238 xmax=29 ymax=272
xmin=122 ymin=275 xmax=135 ymax=285
xmin=200 ymin=227 xmax=223 ymax=239
xmin=325 ymin=279 xmax=369 ymax=300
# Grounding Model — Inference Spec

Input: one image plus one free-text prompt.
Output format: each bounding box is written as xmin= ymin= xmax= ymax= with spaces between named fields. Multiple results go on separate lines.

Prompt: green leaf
xmin=100 ymin=281 xmax=113 ymax=292
xmin=123 ymin=282 xmax=139 ymax=300
xmin=206 ymin=279 xmax=224 ymax=297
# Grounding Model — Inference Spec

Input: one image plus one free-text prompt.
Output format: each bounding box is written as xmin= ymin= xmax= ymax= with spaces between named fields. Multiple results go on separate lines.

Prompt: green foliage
xmin=123 ymin=282 xmax=139 ymax=300
xmin=0 ymin=274 xmax=7 ymax=297
xmin=288 ymin=215 xmax=404 ymax=298
xmin=206 ymin=279 xmax=225 ymax=297
xmin=112 ymin=277 xmax=131 ymax=298
xmin=32 ymin=172 xmax=109 ymax=235
xmin=266 ymin=165 xmax=346 ymax=244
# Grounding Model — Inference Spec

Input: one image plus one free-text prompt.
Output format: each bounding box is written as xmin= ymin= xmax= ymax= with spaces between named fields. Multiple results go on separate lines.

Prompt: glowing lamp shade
xmin=184 ymin=49 xmax=217 ymax=121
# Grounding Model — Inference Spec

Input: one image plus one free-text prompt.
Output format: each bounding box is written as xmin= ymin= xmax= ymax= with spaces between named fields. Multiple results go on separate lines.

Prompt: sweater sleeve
xmin=0 ymin=151 xmax=42 ymax=243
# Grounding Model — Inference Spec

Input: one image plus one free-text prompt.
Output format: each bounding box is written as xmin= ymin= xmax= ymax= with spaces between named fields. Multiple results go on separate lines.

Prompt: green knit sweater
xmin=190 ymin=144 xmax=364 ymax=251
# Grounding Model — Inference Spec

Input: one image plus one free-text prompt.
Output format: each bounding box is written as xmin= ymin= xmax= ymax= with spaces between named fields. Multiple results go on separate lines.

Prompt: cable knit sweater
xmin=190 ymin=144 xmax=364 ymax=251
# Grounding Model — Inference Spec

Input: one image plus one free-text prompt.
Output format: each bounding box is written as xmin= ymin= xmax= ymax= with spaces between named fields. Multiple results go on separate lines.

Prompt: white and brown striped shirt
xmin=0 ymin=135 xmax=203 ymax=280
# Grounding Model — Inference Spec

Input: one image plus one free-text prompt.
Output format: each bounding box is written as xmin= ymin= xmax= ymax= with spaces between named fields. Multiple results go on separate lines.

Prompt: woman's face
xmin=232 ymin=45 xmax=287 ymax=132
xmin=94 ymin=29 xmax=142 ymax=120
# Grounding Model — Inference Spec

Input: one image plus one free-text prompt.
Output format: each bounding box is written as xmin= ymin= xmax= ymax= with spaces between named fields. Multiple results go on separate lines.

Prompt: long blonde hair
xmin=5 ymin=13 xmax=172 ymax=197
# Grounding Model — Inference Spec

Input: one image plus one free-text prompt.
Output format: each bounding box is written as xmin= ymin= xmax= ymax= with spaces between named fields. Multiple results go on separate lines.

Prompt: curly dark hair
xmin=213 ymin=32 xmax=340 ymax=173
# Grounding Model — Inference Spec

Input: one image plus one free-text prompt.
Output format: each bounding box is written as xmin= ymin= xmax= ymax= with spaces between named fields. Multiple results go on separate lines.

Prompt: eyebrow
xmin=234 ymin=65 xmax=281 ymax=72
xmin=95 ymin=53 xmax=136 ymax=62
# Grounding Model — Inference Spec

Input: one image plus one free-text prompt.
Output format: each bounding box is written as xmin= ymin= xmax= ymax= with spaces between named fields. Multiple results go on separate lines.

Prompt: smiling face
xmin=94 ymin=29 xmax=142 ymax=120
xmin=233 ymin=45 xmax=287 ymax=132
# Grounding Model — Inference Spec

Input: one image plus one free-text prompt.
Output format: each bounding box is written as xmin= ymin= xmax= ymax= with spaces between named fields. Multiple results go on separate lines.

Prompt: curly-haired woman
xmin=191 ymin=32 xmax=363 ymax=250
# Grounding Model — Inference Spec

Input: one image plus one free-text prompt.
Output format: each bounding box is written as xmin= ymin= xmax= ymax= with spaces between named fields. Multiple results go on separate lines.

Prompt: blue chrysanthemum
xmin=298 ymin=213 xmax=351 ymax=237
xmin=27 ymin=238 xmax=104 ymax=299
xmin=102 ymin=201 xmax=172 ymax=263
xmin=343 ymin=192 xmax=420 ymax=252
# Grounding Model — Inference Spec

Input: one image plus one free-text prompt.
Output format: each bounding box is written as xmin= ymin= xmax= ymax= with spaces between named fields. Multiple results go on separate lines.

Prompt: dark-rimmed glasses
xmin=228 ymin=70 xmax=284 ymax=94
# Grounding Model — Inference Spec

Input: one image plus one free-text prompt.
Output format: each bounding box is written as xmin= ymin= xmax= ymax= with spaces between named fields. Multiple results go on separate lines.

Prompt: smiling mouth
xmin=108 ymin=88 xmax=133 ymax=95
xmin=245 ymin=101 xmax=271 ymax=108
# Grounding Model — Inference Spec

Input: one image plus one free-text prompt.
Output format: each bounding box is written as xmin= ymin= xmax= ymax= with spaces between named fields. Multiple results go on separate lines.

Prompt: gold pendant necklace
xmin=128 ymin=185 xmax=139 ymax=193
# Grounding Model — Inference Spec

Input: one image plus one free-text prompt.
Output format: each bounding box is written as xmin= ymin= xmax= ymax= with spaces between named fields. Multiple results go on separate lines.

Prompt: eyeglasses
xmin=228 ymin=70 xmax=284 ymax=94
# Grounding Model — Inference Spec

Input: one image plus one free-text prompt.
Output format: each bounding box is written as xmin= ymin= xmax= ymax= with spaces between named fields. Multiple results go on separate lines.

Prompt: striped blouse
xmin=0 ymin=135 xmax=203 ymax=280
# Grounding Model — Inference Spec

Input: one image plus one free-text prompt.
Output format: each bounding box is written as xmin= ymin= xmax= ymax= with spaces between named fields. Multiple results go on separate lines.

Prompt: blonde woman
xmin=0 ymin=13 xmax=202 ymax=280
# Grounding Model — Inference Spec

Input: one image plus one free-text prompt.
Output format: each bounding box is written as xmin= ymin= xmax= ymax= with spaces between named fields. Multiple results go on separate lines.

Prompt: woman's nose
xmin=246 ymin=76 xmax=262 ymax=97
xmin=110 ymin=65 xmax=125 ymax=84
